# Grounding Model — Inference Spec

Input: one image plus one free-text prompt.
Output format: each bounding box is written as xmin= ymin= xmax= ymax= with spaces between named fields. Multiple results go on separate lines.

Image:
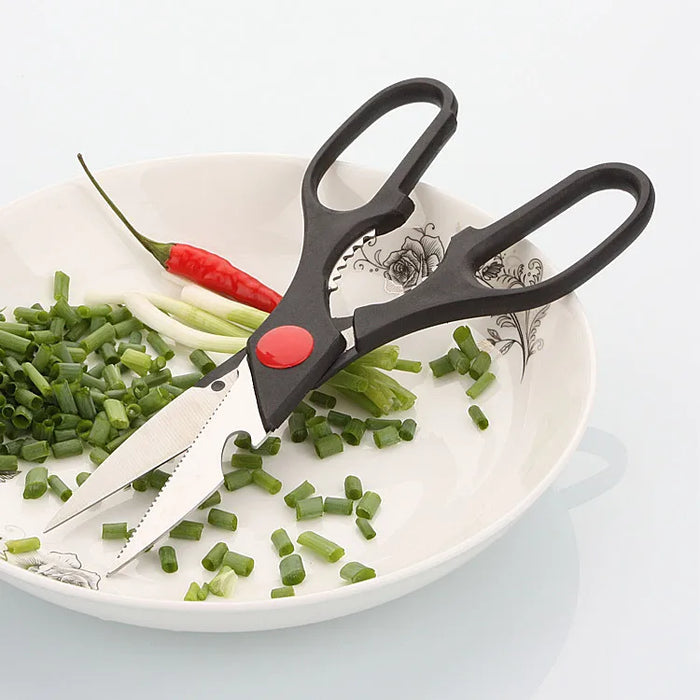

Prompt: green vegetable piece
xmin=198 ymin=491 xmax=221 ymax=509
xmin=270 ymin=586 xmax=295 ymax=598
xmin=279 ymin=553 xmax=305 ymax=586
xmin=131 ymin=475 xmax=149 ymax=491
xmin=231 ymin=452 xmax=262 ymax=470
xmin=314 ymin=433 xmax=344 ymax=459
xmin=65 ymin=318 xmax=90 ymax=342
xmin=120 ymin=348 xmax=152 ymax=377
xmin=0 ymin=329 xmax=32 ymax=355
xmin=87 ymin=412 xmax=111 ymax=446
xmin=104 ymin=398 xmax=129 ymax=430
xmin=394 ymin=358 xmax=422 ymax=373
xmin=102 ymin=522 xmax=128 ymax=539
xmin=356 ymin=491 xmax=381 ymax=519
xmin=468 ymin=404 xmax=489 ymax=430
xmin=447 ymin=347 xmax=471 ymax=375
xmin=23 ymin=466 xmax=48 ymax=499
xmin=344 ymin=475 xmax=363 ymax=500
xmin=52 ymin=379 xmax=78 ymax=414
xmin=5 ymin=536 xmax=41 ymax=554
xmin=295 ymin=496 xmax=324 ymax=521
xmin=113 ymin=317 xmax=143 ymax=338
xmin=221 ymin=551 xmax=254 ymax=577
xmin=80 ymin=322 xmax=115 ymax=354
xmin=429 ymin=355 xmax=454 ymax=378
xmin=48 ymin=474 xmax=72 ymax=502
xmin=325 ymin=368 xmax=369 ymax=393
xmin=170 ymin=372 xmax=202 ymax=390
xmin=184 ymin=582 xmax=202 ymax=601
xmin=169 ymin=520 xmax=204 ymax=541
xmin=21 ymin=362 xmax=52 ymax=398
xmin=74 ymin=387 xmax=97 ymax=420
xmin=31 ymin=344 xmax=54 ymax=374
xmin=207 ymin=507 xmax=238 ymax=531
xmin=307 ymin=416 xmax=332 ymax=440
xmin=146 ymin=331 xmax=175 ymax=361
xmin=327 ymin=409 xmax=352 ymax=429
xmin=271 ymin=528 xmax=294 ymax=557
xmin=284 ymin=480 xmax=315 ymax=508
xmin=297 ymin=531 xmax=345 ymax=562
xmin=15 ymin=306 xmax=49 ymax=325
xmin=53 ymin=271 xmax=70 ymax=301
xmin=309 ymin=390 xmax=336 ymax=409
xmin=0 ymin=455 xmax=19 ymax=472
xmin=76 ymin=472 xmax=90 ymax=486
xmin=15 ymin=387 xmax=43 ymax=411
xmin=288 ymin=412 xmax=308 ymax=442
xmin=138 ymin=387 xmax=170 ymax=416
xmin=148 ymin=469 xmax=170 ymax=489
xmin=105 ymin=428 xmax=135 ymax=453
xmin=98 ymin=341 xmax=120 ymax=365
xmin=189 ymin=349 xmax=215 ymax=374
xmin=466 ymin=371 xmax=496 ymax=400
xmin=365 ymin=417 xmax=401 ymax=430
xmin=252 ymin=469 xmax=282 ymax=494
xmin=399 ymin=419 xmax=417 ymax=441
xmin=250 ymin=436 xmax=281 ymax=456
xmin=373 ymin=426 xmax=401 ymax=449
xmin=76 ymin=303 xmax=111 ymax=319
xmin=51 ymin=439 xmax=83 ymax=459
xmin=20 ymin=440 xmax=50 ymax=463
xmin=223 ymin=469 xmax=254 ymax=491
xmin=468 ymin=351 xmax=492 ymax=380
xmin=453 ymin=325 xmax=480 ymax=361
xmin=107 ymin=306 xmax=132 ymax=325
xmin=293 ymin=400 xmax=315 ymax=420
xmin=202 ymin=542 xmax=229 ymax=572
xmin=323 ymin=497 xmax=353 ymax=516
xmin=209 ymin=565 xmax=238 ymax=597
xmin=89 ymin=447 xmax=110 ymax=466
xmin=356 ymin=517 xmax=376 ymax=540
xmin=354 ymin=344 xmax=399 ymax=370
xmin=12 ymin=406 xmax=33 ymax=430
xmin=158 ymin=546 xmax=178 ymax=573
xmin=339 ymin=561 xmax=376 ymax=584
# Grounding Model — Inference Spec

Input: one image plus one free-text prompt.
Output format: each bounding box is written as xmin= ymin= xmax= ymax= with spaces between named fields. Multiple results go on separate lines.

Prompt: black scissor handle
xmin=351 ymin=163 xmax=655 ymax=353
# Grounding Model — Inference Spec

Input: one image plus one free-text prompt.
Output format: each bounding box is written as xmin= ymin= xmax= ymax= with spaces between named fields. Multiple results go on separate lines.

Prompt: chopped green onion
xmin=169 ymin=520 xmax=204 ymax=540
xmin=158 ymin=545 xmax=178 ymax=573
xmin=429 ymin=355 xmax=454 ymax=378
xmin=107 ymin=306 xmax=132 ymax=325
xmin=325 ymin=368 xmax=369 ymax=393
xmin=207 ymin=507 xmax=238 ymax=531
xmin=29 ymin=330 xmax=57 ymax=344
xmin=335 ymin=388 xmax=383 ymax=417
xmin=399 ymin=419 xmax=417 ymax=441
xmin=189 ymin=349 xmax=215 ymax=374
xmin=105 ymin=428 xmax=135 ymax=452
xmin=223 ymin=469 xmax=253 ymax=491
xmin=288 ymin=412 xmax=308 ymax=442
xmin=270 ymin=586 xmax=295 ymax=598
xmin=356 ymin=491 xmax=381 ymax=519
xmin=51 ymin=298 xmax=80 ymax=328
xmin=98 ymin=341 xmax=120 ymax=365
xmin=23 ymin=466 xmax=48 ymax=499
xmin=307 ymin=416 xmax=332 ymax=440
xmin=466 ymin=371 xmax=496 ymax=399
xmin=373 ymin=426 xmax=401 ymax=449
xmin=339 ymin=561 xmax=376 ymax=583
xmin=230 ymin=452 xmax=262 ymax=469
xmin=356 ymin=517 xmax=376 ymax=540
xmin=104 ymin=398 xmax=129 ymax=429
xmin=221 ymin=551 xmax=254 ymax=577
xmin=0 ymin=329 xmax=32 ymax=355
xmin=365 ymin=418 xmax=401 ymax=430
xmin=12 ymin=406 xmax=32 ymax=429
xmin=102 ymin=522 xmax=128 ymax=539
xmin=453 ymin=325 xmax=480 ymax=361
xmin=76 ymin=472 xmax=90 ymax=486
xmin=323 ymin=497 xmax=354 ymax=515
xmin=0 ymin=321 xmax=30 ymax=337
xmin=142 ymin=368 xmax=172 ymax=388
xmin=197 ymin=582 xmax=210 ymax=600
xmin=250 ymin=436 xmax=281 ymax=455
xmin=79 ymin=322 xmax=115 ymax=354
xmin=21 ymin=362 xmax=52 ymax=398
xmin=120 ymin=348 xmax=152 ymax=377
xmin=394 ymin=358 xmax=422 ymax=373
xmin=50 ymin=362 xmax=83 ymax=382
xmin=271 ymin=528 xmax=294 ymax=557
xmin=65 ymin=318 xmax=90 ymax=342
xmin=31 ymin=344 xmax=54 ymax=373
xmin=77 ymin=303 xmax=111 ymax=319
xmin=469 ymin=351 xmax=492 ymax=380
xmin=0 ymin=455 xmax=18 ymax=471
xmin=138 ymin=387 xmax=169 ymax=416
xmin=131 ymin=475 xmax=149 ymax=491
xmin=53 ymin=271 xmax=70 ymax=301
xmin=5 ymin=536 xmax=41 ymax=554
xmin=52 ymin=379 xmax=77 ymax=414
xmin=355 ymin=344 xmax=399 ymax=370
xmin=468 ymin=404 xmax=489 ymax=430
xmin=74 ymin=387 xmax=97 ymax=420
xmin=202 ymin=542 xmax=229 ymax=572
xmin=48 ymin=474 xmax=72 ymax=501
xmin=284 ymin=480 xmax=315 ymax=508
xmin=252 ymin=469 xmax=282 ymax=494
xmin=198 ymin=491 xmax=221 ymax=509
xmin=314 ymin=433 xmax=344 ymax=459
xmin=86 ymin=412 xmax=111 ymax=446
xmin=295 ymin=496 xmax=324 ymax=521
xmin=14 ymin=306 xmax=49 ymax=325
xmin=14 ymin=387 xmax=43 ymax=411
xmin=209 ymin=565 xmax=238 ymax=597
xmin=344 ymin=475 xmax=363 ymax=500
xmin=297 ymin=531 xmax=345 ymax=562
xmin=148 ymin=469 xmax=170 ymax=489
xmin=89 ymin=446 xmax=110 ymax=466
xmin=309 ymin=390 xmax=336 ymax=409
xmin=327 ymin=409 xmax=352 ymax=429
xmin=170 ymin=372 xmax=202 ymax=390
xmin=113 ymin=317 xmax=143 ymax=338
xmin=279 ymin=553 xmax=305 ymax=586
xmin=447 ymin=347 xmax=471 ymax=374
xmin=51 ymin=438 xmax=83 ymax=459
xmin=184 ymin=582 xmax=202 ymax=601
xmin=146 ymin=331 xmax=175 ymax=360
xmin=293 ymin=400 xmax=316 ymax=420
xmin=20 ymin=440 xmax=50 ymax=463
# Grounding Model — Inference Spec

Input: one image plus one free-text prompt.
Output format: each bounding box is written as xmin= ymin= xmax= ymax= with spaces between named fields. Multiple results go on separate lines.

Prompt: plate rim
xmin=0 ymin=152 xmax=596 ymax=617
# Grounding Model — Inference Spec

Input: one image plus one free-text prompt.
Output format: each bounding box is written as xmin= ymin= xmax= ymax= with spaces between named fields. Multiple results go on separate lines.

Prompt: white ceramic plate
xmin=0 ymin=154 xmax=594 ymax=631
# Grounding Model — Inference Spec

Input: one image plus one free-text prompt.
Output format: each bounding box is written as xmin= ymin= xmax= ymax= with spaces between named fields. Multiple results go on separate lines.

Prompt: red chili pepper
xmin=78 ymin=154 xmax=282 ymax=313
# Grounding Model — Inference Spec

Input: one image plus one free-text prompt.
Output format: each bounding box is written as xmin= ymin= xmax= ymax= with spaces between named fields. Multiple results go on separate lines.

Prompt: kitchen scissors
xmin=45 ymin=77 xmax=654 ymax=574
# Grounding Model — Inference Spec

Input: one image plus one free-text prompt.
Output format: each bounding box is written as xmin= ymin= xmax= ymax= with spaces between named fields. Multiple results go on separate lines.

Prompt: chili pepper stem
xmin=77 ymin=154 xmax=173 ymax=267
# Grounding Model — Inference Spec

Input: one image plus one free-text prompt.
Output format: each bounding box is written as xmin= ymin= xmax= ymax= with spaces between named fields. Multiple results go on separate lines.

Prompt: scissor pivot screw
xmin=211 ymin=380 xmax=226 ymax=392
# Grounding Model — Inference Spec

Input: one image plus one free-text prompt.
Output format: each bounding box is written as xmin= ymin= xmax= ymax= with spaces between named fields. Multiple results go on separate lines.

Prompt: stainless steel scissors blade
xmin=44 ymin=360 xmax=244 ymax=533
xmin=107 ymin=356 xmax=266 ymax=576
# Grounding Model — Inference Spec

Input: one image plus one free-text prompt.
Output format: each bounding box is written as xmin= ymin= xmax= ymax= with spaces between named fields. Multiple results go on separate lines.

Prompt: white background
xmin=0 ymin=1 xmax=697 ymax=698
